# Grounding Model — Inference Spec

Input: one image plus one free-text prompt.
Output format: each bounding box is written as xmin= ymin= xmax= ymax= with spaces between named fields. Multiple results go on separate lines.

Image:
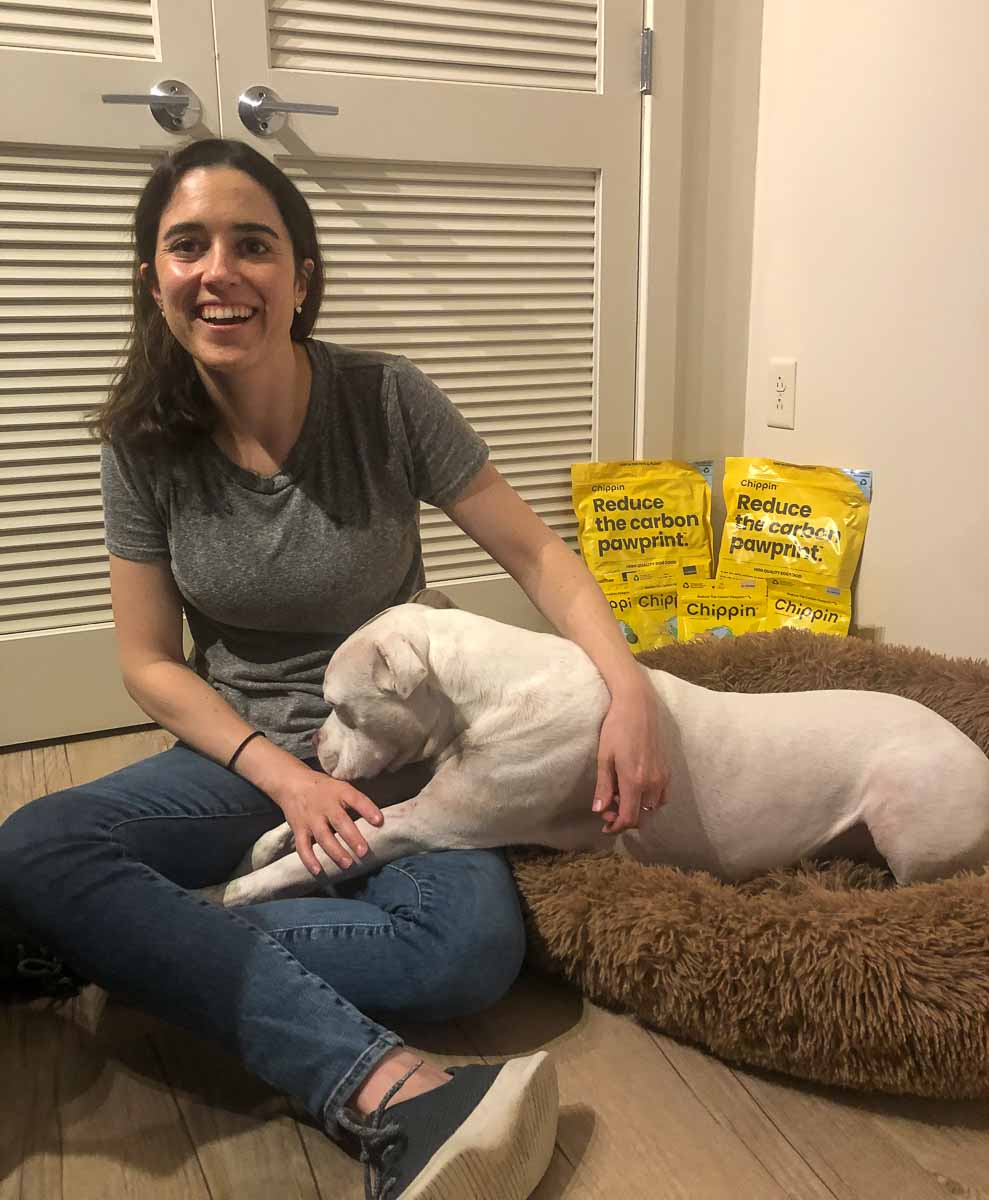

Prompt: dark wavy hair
xmin=89 ymin=139 xmax=325 ymax=448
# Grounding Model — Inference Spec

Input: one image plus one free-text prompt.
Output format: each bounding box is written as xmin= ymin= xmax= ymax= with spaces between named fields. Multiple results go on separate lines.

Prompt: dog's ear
xmin=408 ymin=587 xmax=460 ymax=611
xmin=372 ymin=632 xmax=428 ymax=699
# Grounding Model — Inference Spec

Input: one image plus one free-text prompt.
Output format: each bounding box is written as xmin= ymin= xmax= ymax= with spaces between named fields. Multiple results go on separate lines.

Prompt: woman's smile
xmin=196 ymin=303 xmax=258 ymax=326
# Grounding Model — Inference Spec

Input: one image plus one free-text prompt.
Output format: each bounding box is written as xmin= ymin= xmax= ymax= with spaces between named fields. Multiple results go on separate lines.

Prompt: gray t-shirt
xmin=101 ymin=339 xmax=488 ymax=758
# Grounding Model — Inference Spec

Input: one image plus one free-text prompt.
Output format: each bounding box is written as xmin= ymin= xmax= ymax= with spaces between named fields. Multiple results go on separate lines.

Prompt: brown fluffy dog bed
xmin=509 ymin=629 xmax=989 ymax=1099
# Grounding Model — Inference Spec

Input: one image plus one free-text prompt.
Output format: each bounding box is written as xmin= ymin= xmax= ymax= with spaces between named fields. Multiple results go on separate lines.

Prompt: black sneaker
xmin=339 ymin=1051 xmax=558 ymax=1200
xmin=0 ymin=910 xmax=86 ymax=1003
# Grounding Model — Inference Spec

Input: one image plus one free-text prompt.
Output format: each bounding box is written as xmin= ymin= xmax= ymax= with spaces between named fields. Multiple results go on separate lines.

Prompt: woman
xmin=0 ymin=139 xmax=666 ymax=1200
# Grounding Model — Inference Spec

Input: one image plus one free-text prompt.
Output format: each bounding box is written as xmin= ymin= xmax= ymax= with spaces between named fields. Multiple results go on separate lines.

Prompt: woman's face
xmin=143 ymin=166 xmax=313 ymax=376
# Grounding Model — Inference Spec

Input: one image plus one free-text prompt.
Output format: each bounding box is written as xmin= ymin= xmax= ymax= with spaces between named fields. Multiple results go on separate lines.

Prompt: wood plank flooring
xmin=2 ymin=729 xmax=988 ymax=1199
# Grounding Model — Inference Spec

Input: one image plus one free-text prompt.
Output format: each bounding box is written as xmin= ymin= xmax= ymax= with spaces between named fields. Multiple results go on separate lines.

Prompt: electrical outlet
xmin=768 ymin=358 xmax=796 ymax=429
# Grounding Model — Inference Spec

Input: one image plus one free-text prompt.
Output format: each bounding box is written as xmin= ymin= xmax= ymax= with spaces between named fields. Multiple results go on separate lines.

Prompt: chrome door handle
xmin=101 ymin=79 xmax=202 ymax=132
xmin=238 ymin=86 xmax=340 ymax=138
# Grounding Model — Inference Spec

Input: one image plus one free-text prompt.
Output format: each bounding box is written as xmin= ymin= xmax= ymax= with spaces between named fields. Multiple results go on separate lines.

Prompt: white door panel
xmin=1 ymin=0 xmax=646 ymax=744
xmin=0 ymin=0 xmax=220 ymax=146
xmin=211 ymin=0 xmax=643 ymax=623
xmin=0 ymin=0 xmax=220 ymax=746
xmin=265 ymin=0 xmax=600 ymax=91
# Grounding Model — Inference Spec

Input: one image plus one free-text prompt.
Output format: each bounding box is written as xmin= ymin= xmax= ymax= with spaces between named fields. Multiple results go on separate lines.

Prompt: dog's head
xmin=314 ymin=604 xmax=451 ymax=780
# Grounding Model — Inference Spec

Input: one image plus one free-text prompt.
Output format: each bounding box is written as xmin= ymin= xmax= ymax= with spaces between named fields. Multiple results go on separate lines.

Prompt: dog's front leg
xmin=226 ymin=762 xmax=435 ymax=884
xmin=198 ymin=793 xmax=457 ymax=908
xmin=229 ymin=821 xmax=297 ymax=879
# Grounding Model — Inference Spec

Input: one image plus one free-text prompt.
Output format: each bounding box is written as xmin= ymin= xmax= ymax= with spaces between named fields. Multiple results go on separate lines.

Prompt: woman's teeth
xmin=197 ymin=305 xmax=255 ymax=325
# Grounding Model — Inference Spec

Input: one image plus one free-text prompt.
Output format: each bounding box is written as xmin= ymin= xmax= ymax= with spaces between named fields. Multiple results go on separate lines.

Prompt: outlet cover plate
xmin=768 ymin=358 xmax=796 ymax=429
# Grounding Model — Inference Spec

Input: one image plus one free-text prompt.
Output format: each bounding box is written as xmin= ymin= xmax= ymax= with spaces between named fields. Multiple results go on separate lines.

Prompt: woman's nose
xmin=202 ymin=243 xmax=240 ymax=285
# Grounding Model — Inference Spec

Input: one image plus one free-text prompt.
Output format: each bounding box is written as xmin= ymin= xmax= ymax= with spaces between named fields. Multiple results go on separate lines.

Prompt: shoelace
xmin=337 ymin=1058 xmax=424 ymax=1200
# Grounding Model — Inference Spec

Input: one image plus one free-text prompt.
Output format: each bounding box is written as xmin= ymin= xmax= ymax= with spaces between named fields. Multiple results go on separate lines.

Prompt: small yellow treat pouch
xmin=762 ymin=581 xmax=851 ymax=637
xmin=597 ymin=567 xmax=680 ymax=650
xmin=678 ymin=577 xmax=767 ymax=642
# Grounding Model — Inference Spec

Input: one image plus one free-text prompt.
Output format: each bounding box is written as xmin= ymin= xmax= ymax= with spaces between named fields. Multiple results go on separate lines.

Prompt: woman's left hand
xmin=592 ymin=676 xmax=669 ymax=835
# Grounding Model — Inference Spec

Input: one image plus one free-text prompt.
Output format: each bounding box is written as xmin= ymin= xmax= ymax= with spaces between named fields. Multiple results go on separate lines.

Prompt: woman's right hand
xmin=271 ymin=768 xmax=384 ymax=877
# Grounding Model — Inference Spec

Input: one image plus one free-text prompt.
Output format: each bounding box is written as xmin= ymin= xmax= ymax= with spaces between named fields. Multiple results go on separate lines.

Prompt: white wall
xmin=744 ymin=1 xmax=989 ymax=655
xmin=673 ymin=0 xmax=763 ymax=543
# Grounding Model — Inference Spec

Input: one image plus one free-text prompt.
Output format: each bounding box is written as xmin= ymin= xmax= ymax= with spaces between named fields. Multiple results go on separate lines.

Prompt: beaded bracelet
xmin=227 ymin=730 xmax=266 ymax=772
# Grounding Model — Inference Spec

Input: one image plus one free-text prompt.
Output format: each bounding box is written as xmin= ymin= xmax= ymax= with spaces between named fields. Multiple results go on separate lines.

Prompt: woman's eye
xmin=243 ymin=238 xmax=270 ymax=255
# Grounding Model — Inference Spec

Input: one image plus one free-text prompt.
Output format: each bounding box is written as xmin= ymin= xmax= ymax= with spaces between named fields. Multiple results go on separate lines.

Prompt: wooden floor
xmin=4 ymin=731 xmax=989 ymax=1199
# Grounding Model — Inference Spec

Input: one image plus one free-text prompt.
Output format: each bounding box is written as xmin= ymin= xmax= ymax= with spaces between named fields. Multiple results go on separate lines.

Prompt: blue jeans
xmin=0 ymin=745 xmax=526 ymax=1133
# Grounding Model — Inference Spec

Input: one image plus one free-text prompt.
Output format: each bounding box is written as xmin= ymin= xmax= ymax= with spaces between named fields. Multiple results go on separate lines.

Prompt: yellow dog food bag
xmin=678 ymin=577 xmax=767 ymax=642
xmin=717 ymin=458 xmax=872 ymax=590
xmin=597 ymin=566 xmax=679 ymax=650
xmin=762 ymin=581 xmax=851 ymax=637
xmin=571 ymin=459 xmax=714 ymax=581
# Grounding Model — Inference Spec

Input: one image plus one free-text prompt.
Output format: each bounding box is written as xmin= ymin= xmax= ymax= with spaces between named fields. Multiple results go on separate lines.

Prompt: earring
xmin=295 ymin=303 xmax=303 ymax=315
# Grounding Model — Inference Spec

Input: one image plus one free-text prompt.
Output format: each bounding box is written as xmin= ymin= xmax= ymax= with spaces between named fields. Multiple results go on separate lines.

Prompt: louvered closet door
xmin=0 ymin=0 xmax=220 ymax=746
xmin=211 ymin=0 xmax=644 ymax=624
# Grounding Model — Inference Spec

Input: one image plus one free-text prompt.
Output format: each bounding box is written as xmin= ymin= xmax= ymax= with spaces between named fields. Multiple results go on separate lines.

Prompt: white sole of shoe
xmin=402 ymin=1051 xmax=559 ymax=1199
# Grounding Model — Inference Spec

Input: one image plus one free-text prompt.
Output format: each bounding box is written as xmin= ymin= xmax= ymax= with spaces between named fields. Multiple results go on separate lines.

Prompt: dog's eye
xmin=334 ymin=704 xmax=355 ymax=729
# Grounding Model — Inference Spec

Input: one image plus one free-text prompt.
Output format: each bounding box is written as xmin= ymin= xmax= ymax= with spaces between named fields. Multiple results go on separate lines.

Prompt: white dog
xmin=205 ymin=604 xmax=989 ymax=907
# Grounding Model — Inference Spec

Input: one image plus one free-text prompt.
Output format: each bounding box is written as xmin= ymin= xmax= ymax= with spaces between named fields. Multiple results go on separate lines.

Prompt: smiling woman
xmin=2 ymin=139 xmax=572 ymax=1200
xmin=0 ymin=138 xmax=664 ymax=1200
xmin=150 ymin=182 xmax=305 ymax=367
xmin=142 ymin=167 xmax=316 ymax=473
xmin=91 ymin=141 xmax=324 ymax=455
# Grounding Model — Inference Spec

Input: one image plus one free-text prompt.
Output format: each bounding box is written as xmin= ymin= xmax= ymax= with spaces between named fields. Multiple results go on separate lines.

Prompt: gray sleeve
xmin=386 ymin=357 xmax=489 ymax=508
xmin=100 ymin=443 xmax=170 ymax=561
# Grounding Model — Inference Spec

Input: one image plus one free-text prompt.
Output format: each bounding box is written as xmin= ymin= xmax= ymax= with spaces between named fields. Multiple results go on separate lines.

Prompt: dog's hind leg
xmin=863 ymin=737 xmax=989 ymax=884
